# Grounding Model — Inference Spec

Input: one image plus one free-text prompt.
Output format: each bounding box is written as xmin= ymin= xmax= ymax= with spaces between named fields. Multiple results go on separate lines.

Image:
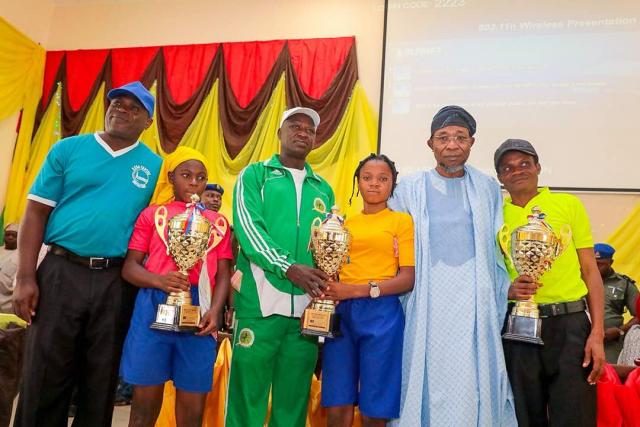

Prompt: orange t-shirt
xmin=339 ymin=208 xmax=414 ymax=285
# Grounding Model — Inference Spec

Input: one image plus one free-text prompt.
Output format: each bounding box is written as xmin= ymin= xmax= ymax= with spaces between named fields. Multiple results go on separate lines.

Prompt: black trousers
xmin=503 ymin=311 xmax=596 ymax=427
xmin=14 ymin=253 xmax=137 ymax=427
xmin=0 ymin=323 xmax=25 ymax=427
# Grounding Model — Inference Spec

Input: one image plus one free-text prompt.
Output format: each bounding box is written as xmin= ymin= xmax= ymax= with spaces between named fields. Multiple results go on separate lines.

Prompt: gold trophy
xmin=301 ymin=207 xmax=351 ymax=338
xmin=151 ymin=194 xmax=221 ymax=333
xmin=499 ymin=206 xmax=571 ymax=345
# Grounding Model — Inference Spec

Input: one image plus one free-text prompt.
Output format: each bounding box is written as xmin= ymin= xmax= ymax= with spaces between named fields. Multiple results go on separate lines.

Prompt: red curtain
xmin=38 ymin=36 xmax=357 ymax=154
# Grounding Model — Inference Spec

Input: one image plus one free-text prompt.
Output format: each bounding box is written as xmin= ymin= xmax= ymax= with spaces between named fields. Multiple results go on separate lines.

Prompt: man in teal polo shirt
xmin=495 ymin=138 xmax=605 ymax=427
xmin=226 ymin=107 xmax=334 ymax=427
xmin=13 ymin=81 xmax=161 ymax=427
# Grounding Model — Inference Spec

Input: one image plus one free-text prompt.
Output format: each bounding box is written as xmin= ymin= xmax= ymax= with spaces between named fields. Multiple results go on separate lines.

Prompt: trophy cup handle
xmin=205 ymin=216 xmax=229 ymax=254
xmin=498 ymin=224 xmax=514 ymax=268
xmin=154 ymin=206 xmax=170 ymax=255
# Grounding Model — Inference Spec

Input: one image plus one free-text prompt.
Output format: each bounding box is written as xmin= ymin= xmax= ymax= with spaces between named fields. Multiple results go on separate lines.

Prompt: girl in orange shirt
xmin=322 ymin=154 xmax=415 ymax=427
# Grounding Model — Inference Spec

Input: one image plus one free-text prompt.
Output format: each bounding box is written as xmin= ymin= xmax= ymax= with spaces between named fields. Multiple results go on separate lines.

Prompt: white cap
xmin=279 ymin=107 xmax=320 ymax=129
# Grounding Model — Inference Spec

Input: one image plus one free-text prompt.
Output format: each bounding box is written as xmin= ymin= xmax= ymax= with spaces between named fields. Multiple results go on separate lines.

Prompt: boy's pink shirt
xmin=128 ymin=200 xmax=233 ymax=289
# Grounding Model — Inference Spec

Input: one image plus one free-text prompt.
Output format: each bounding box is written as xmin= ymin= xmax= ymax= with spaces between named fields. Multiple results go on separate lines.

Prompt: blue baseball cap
xmin=107 ymin=81 xmax=154 ymax=117
xmin=594 ymin=243 xmax=615 ymax=260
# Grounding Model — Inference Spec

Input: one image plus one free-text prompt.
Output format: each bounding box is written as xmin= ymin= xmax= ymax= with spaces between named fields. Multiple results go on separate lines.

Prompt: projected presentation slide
xmin=381 ymin=0 xmax=640 ymax=190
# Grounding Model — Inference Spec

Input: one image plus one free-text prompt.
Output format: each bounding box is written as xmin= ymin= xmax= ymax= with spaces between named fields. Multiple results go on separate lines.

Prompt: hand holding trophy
xmin=499 ymin=206 xmax=571 ymax=345
xmin=301 ymin=206 xmax=351 ymax=338
xmin=151 ymin=194 xmax=218 ymax=332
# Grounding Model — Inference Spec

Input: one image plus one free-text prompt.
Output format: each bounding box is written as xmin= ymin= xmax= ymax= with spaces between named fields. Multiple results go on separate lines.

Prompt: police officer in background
xmin=202 ymin=183 xmax=224 ymax=212
xmin=595 ymin=243 xmax=639 ymax=363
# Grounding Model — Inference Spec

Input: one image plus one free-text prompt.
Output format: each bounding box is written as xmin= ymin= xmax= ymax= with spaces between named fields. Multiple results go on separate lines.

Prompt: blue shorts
xmin=120 ymin=286 xmax=216 ymax=393
xmin=321 ymin=295 xmax=404 ymax=419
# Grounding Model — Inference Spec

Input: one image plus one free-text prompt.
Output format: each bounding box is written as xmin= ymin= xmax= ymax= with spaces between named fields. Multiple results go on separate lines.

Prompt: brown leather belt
xmin=538 ymin=299 xmax=587 ymax=318
xmin=49 ymin=244 xmax=124 ymax=270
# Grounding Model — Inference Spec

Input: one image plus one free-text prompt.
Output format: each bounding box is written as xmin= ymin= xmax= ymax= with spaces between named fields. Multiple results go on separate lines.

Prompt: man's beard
xmin=440 ymin=163 xmax=465 ymax=175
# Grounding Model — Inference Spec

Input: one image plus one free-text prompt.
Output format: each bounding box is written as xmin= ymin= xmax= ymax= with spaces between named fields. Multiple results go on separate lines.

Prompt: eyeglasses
xmin=432 ymin=135 xmax=471 ymax=145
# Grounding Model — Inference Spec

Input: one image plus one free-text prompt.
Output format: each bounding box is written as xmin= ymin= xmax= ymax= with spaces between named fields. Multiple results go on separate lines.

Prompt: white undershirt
xmin=284 ymin=167 xmax=307 ymax=220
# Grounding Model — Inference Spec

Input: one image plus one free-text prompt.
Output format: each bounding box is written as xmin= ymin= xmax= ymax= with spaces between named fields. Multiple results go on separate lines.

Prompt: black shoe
xmin=113 ymin=395 xmax=132 ymax=406
xmin=68 ymin=404 xmax=77 ymax=417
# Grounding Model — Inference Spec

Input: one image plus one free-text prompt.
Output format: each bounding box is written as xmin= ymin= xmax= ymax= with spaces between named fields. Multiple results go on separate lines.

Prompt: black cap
xmin=431 ymin=105 xmax=477 ymax=136
xmin=494 ymin=139 xmax=538 ymax=171
xmin=205 ymin=183 xmax=224 ymax=195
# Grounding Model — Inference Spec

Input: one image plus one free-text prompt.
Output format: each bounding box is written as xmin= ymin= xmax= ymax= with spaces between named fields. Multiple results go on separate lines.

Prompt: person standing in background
xmin=594 ymin=243 xmax=638 ymax=363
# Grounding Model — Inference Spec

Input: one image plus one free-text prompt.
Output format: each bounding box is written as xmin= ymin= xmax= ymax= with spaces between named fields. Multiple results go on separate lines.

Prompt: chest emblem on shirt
xmin=237 ymin=328 xmax=255 ymax=348
xmin=312 ymin=197 xmax=327 ymax=214
xmin=131 ymin=165 xmax=151 ymax=189
xmin=271 ymin=169 xmax=284 ymax=177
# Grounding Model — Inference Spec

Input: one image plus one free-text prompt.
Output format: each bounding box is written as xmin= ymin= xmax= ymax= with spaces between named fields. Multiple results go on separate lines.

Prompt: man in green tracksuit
xmin=226 ymin=107 xmax=335 ymax=427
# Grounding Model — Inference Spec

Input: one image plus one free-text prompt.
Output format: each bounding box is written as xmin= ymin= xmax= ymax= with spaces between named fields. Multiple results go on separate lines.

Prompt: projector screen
xmin=380 ymin=0 xmax=640 ymax=190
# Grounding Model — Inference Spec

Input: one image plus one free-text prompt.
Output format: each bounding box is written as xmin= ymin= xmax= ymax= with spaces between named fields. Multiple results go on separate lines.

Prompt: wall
xmin=0 ymin=0 xmax=54 ymax=45
xmin=1 ymin=0 xmax=638 ymax=241
xmin=577 ymin=193 xmax=640 ymax=242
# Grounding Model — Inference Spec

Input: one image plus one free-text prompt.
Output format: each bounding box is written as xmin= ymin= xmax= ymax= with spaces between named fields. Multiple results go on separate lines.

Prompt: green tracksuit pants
xmin=225 ymin=315 xmax=318 ymax=427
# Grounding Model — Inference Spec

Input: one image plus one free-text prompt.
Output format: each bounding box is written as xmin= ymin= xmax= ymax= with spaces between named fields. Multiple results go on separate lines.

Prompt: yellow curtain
xmin=0 ymin=17 xmax=46 ymax=224
xmin=139 ymin=82 xmax=166 ymax=156
xmin=607 ymin=203 xmax=640 ymax=282
xmin=181 ymin=76 xmax=286 ymax=220
xmin=306 ymin=82 xmax=377 ymax=219
xmin=180 ymin=75 xmax=376 ymax=220
xmin=4 ymin=83 xmax=61 ymax=224
xmin=78 ymin=82 xmax=106 ymax=135
xmin=3 ymin=68 xmax=376 ymax=228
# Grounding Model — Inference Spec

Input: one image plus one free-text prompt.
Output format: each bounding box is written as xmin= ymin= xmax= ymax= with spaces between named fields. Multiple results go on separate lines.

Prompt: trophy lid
xmin=514 ymin=206 xmax=556 ymax=242
xmin=168 ymin=193 xmax=211 ymax=234
xmin=319 ymin=206 xmax=346 ymax=232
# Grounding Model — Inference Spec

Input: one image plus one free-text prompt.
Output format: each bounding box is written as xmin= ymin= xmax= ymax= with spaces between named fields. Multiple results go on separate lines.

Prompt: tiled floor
xmin=111 ymin=406 xmax=131 ymax=426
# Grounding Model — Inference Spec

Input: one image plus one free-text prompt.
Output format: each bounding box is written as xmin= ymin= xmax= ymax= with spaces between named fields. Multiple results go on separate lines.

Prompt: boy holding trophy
xmin=120 ymin=147 xmax=232 ymax=427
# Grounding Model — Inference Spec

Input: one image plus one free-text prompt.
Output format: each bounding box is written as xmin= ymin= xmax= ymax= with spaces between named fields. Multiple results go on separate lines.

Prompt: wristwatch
xmin=369 ymin=281 xmax=381 ymax=298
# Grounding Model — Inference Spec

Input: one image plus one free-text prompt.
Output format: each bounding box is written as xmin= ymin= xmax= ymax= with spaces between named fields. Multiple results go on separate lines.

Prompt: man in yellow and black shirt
xmin=495 ymin=139 xmax=605 ymax=427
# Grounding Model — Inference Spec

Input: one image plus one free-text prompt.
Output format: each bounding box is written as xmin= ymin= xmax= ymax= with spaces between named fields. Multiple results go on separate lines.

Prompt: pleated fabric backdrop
xmin=3 ymin=36 xmax=376 ymax=224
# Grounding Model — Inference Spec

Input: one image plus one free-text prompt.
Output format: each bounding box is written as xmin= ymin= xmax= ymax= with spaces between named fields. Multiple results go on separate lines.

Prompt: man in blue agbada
xmin=388 ymin=106 xmax=516 ymax=426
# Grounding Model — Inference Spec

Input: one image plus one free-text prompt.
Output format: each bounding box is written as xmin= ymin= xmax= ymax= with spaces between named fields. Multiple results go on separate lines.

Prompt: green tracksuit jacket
xmin=232 ymin=154 xmax=335 ymax=318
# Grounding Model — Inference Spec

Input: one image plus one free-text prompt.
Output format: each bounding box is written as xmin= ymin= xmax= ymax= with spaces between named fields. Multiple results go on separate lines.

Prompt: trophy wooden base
xmin=150 ymin=303 xmax=201 ymax=333
xmin=502 ymin=314 xmax=544 ymax=345
xmin=301 ymin=305 xmax=341 ymax=338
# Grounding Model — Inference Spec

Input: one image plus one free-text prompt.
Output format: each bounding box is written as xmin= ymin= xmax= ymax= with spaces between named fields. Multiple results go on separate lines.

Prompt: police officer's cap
xmin=594 ymin=243 xmax=615 ymax=260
